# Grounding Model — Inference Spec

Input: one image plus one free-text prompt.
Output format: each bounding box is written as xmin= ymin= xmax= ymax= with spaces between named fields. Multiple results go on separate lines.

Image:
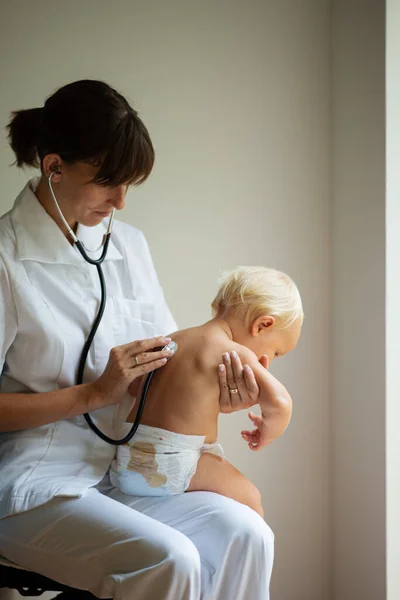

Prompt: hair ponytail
xmin=7 ymin=108 xmax=43 ymax=168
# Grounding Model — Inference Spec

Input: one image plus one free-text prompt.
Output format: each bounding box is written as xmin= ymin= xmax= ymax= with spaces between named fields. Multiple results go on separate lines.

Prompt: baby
xmin=110 ymin=266 xmax=303 ymax=516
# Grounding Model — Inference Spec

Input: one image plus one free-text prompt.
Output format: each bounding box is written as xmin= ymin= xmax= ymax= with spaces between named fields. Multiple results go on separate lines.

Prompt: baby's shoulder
xmin=190 ymin=327 xmax=246 ymax=368
xmin=235 ymin=344 xmax=259 ymax=366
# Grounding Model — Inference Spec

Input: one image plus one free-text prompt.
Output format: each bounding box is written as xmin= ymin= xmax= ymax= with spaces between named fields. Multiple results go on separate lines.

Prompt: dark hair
xmin=6 ymin=80 xmax=154 ymax=186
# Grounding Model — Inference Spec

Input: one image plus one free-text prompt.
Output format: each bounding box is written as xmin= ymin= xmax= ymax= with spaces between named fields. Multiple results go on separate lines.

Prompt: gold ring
xmin=229 ymin=388 xmax=239 ymax=394
xmin=135 ymin=355 xmax=140 ymax=367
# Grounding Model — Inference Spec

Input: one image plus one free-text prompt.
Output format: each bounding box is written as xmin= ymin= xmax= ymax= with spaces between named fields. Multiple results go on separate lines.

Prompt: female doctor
xmin=0 ymin=80 xmax=274 ymax=600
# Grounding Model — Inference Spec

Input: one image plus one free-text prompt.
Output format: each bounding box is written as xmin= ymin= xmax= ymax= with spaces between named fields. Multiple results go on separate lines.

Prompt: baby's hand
xmin=241 ymin=412 xmax=270 ymax=451
xmin=241 ymin=404 xmax=292 ymax=451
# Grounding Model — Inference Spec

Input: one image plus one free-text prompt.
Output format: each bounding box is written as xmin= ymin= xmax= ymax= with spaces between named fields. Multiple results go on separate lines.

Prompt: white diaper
xmin=110 ymin=424 xmax=224 ymax=496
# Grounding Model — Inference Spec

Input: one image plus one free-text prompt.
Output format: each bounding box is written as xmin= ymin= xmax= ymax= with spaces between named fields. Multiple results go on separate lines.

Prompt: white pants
xmin=0 ymin=473 xmax=274 ymax=600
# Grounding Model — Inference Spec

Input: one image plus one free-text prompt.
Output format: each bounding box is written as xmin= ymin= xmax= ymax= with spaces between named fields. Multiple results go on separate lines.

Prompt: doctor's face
xmin=47 ymin=160 xmax=127 ymax=230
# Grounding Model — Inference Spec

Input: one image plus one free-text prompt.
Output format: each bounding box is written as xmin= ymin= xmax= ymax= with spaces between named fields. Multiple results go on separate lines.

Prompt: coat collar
xmin=11 ymin=178 xmax=123 ymax=265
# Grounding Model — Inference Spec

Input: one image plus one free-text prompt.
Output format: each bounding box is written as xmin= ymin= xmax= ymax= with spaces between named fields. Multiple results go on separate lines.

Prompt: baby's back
xmin=139 ymin=322 xmax=237 ymax=443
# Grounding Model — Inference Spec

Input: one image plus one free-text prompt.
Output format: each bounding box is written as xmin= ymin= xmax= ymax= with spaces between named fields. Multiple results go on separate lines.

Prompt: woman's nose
xmin=110 ymin=185 xmax=126 ymax=210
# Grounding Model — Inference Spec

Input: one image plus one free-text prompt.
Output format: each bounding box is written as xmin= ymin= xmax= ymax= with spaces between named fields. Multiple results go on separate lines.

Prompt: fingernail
xmin=219 ymin=364 xmax=225 ymax=372
xmin=163 ymin=337 xmax=171 ymax=343
xmin=231 ymin=351 xmax=238 ymax=359
xmin=223 ymin=352 xmax=229 ymax=360
xmin=244 ymin=365 xmax=252 ymax=373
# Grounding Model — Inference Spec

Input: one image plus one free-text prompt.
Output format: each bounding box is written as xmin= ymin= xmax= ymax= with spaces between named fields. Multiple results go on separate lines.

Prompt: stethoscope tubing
xmin=48 ymin=171 xmax=152 ymax=445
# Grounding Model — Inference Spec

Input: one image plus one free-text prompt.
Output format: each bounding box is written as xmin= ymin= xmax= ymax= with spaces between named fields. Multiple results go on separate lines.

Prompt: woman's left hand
xmin=218 ymin=351 xmax=269 ymax=413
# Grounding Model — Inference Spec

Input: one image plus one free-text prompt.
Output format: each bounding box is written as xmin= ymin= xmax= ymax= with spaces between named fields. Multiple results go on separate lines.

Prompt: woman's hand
xmin=218 ymin=351 xmax=269 ymax=413
xmin=91 ymin=336 xmax=173 ymax=409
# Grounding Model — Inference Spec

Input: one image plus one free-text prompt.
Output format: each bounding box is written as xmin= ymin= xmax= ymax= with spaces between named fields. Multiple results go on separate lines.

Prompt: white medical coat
xmin=0 ymin=178 xmax=177 ymax=519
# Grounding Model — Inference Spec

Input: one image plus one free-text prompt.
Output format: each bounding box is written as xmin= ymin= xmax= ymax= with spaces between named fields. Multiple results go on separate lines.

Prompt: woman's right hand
xmin=91 ymin=335 xmax=173 ymax=408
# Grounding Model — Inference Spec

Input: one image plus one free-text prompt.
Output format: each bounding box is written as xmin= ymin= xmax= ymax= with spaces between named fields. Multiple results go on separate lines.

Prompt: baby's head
xmin=211 ymin=266 xmax=303 ymax=363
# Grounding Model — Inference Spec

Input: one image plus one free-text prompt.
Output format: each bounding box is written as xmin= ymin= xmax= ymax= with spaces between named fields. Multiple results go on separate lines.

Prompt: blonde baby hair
xmin=211 ymin=266 xmax=303 ymax=329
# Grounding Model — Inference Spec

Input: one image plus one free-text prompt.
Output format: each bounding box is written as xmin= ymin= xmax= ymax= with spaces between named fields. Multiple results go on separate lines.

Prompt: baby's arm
xmin=187 ymin=452 xmax=264 ymax=517
xmin=238 ymin=351 xmax=293 ymax=450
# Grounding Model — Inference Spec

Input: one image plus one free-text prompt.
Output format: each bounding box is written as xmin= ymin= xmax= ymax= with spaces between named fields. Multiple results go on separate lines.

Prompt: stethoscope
xmin=48 ymin=170 xmax=176 ymax=446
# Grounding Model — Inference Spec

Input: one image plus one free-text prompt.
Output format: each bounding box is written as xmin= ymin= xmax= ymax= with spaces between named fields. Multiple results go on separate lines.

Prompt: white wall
xmin=0 ymin=2 xmax=331 ymax=599
xmin=331 ymin=1 xmax=386 ymax=600
xmin=386 ymin=1 xmax=400 ymax=599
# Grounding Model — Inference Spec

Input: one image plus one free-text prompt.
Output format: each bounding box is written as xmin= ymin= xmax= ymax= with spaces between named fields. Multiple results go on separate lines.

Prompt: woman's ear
xmin=251 ymin=315 xmax=275 ymax=337
xmin=42 ymin=154 xmax=63 ymax=182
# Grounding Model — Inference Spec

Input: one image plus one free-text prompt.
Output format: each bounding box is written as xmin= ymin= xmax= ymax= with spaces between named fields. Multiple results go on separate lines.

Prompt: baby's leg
xmin=187 ymin=454 xmax=264 ymax=518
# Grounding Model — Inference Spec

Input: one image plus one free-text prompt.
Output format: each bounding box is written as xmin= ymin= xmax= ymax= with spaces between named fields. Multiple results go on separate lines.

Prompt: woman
xmin=0 ymin=80 xmax=274 ymax=600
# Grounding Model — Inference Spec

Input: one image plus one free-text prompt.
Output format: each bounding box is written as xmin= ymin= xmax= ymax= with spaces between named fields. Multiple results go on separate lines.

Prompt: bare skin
xmin=127 ymin=316 xmax=301 ymax=516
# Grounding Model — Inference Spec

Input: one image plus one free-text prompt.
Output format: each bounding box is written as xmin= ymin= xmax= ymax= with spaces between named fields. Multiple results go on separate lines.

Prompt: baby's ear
xmin=252 ymin=315 xmax=275 ymax=336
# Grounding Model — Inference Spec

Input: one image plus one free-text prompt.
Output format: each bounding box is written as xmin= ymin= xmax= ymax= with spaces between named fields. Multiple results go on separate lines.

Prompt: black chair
xmin=0 ymin=564 xmax=110 ymax=598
